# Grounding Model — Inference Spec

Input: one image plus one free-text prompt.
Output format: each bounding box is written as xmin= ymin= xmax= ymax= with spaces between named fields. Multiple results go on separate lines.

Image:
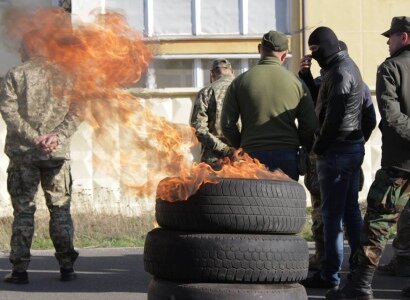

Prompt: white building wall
xmin=0 ymin=0 xmax=382 ymax=217
xmin=0 ymin=89 xmax=382 ymax=217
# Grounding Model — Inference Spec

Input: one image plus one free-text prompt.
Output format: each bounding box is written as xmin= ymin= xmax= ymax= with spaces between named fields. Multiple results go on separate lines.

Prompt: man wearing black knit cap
xmin=299 ymin=40 xmax=376 ymax=273
xmin=301 ymin=27 xmax=365 ymax=290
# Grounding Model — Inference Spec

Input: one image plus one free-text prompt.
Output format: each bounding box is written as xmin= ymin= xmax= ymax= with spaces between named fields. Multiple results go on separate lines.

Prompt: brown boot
xmin=309 ymin=240 xmax=324 ymax=270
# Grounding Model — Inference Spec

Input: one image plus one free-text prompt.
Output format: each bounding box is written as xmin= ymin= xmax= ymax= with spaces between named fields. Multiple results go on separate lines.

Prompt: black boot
xmin=301 ymin=271 xmax=339 ymax=289
xmin=4 ymin=271 xmax=29 ymax=284
xmin=326 ymin=266 xmax=374 ymax=300
xmin=60 ymin=267 xmax=77 ymax=281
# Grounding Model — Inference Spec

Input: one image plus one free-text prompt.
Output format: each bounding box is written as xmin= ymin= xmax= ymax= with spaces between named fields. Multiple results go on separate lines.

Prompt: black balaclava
xmin=308 ymin=27 xmax=340 ymax=68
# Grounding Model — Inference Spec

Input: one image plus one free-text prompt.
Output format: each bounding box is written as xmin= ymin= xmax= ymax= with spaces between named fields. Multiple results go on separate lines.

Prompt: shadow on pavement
xmin=0 ymin=248 xmax=151 ymax=294
xmin=306 ymin=243 xmax=409 ymax=300
xmin=0 ymin=244 xmax=409 ymax=299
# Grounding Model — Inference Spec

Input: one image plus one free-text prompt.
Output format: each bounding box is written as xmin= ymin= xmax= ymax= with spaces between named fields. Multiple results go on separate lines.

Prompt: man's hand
xmin=299 ymin=55 xmax=312 ymax=74
xmin=222 ymin=146 xmax=236 ymax=158
xmin=35 ymin=133 xmax=58 ymax=154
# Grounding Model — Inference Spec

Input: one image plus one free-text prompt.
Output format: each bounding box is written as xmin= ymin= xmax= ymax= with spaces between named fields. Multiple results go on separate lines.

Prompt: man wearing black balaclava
xmin=300 ymin=27 xmax=365 ymax=292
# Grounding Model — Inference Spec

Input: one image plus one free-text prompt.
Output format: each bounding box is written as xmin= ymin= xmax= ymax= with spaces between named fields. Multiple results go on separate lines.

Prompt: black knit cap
xmin=308 ymin=27 xmax=340 ymax=60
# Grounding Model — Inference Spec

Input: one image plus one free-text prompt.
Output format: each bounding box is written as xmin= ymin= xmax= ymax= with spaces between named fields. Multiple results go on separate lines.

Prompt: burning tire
xmin=156 ymin=178 xmax=306 ymax=234
xmin=144 ymin=228 xmax=309 ymax=283
xmin=148 ymin=278 xmax=307 ymax=300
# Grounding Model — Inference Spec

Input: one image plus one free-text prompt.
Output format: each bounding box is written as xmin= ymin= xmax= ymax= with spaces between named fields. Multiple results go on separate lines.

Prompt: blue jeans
xmin=248 ymin=149 xmax=299 ymax=181
xmin=316 ymin=143 xmax=364 ymax=285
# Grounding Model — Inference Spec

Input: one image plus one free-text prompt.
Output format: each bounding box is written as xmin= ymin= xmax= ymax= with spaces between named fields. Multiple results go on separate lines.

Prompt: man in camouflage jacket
xmin=0 ymin=39 xmax=81 ymax=284
xmin=190 ymin=58 xmax=235 ymax=169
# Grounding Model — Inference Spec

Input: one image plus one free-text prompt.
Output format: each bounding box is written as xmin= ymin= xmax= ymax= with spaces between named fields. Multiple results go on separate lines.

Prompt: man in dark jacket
xmin=221 ymin=30 xmax=317 ymax=181
xmin=327 ymin=16 xmax=410 ymax=300
xmin=301 ymin=27 xmax=365 ymax=290
xmin=299 ymin=41 xmax=377 ymax=271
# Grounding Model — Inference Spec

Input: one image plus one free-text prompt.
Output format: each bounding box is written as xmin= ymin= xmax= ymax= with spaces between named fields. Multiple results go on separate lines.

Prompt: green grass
xmin=0 ymin=212 xmax=155 ymax=251
xmin=1 ymin=207 xmax=397 ymax=251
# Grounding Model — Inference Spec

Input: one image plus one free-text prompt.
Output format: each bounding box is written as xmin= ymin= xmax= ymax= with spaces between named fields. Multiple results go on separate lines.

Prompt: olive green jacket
xmin=221 ymin=56 xmax=317 ymax=152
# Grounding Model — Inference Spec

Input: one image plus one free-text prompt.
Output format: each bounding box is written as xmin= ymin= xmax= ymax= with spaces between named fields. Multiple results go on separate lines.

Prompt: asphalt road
xmin=0 ymin=242 xmax=408 ymax=300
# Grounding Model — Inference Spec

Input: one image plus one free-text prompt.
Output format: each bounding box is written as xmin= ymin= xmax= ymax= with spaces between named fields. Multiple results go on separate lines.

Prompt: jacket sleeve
xmin=0 ymin=70 xmax=39 ymax=144
xmin=52 ymin=100 xmax=81 ymax=146
xmin=190 ymin=87 xmax=231 ymax=154
xmin=296 ymin=81 xmax=318 ymax=152
xmin=313 ymin=71 xmax=349 ymax=155
xmin=376 ymin=62 xmax=410 ymax=142
xmin=361 ymin=84 xmax=376 ymax=142
xmin=220 ymin=82 xmax=241 ymax=148
xmin=298 ymin=70 xmax=320 ymax=105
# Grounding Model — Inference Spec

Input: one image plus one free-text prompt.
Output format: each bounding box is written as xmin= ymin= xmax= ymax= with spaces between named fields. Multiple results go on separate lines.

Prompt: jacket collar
xmin=390 ymin=43 xmax=410 ymax=58
xmin=322 ymin=50 xmax=349 ymax=70
xmin=258 ymin=56 xmax=282 ymax=66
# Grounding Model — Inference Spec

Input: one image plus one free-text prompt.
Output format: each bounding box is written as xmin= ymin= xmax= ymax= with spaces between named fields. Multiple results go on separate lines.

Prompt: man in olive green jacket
xmin=221 ymin=30 xmax=317 ymax=180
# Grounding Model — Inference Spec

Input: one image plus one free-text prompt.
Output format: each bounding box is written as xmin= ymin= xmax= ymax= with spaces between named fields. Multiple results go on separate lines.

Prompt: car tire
xmin=144 ymin=228 xmax=309 ymax=283
xmin=156 ymin=178 xmax=306 ymax=234
xmin=148 ymin=278 xmax=307 ymax=300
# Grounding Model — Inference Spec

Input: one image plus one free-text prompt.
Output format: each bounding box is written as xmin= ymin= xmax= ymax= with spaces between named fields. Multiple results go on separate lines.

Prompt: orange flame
xmin=3 ymin=7 xmax=290 ymax=203
xmin=156 ymin=150 xmax=290 ymax=202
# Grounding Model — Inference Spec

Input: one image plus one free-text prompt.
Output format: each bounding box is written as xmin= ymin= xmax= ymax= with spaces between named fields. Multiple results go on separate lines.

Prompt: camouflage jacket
xmin=190 ymin=75 xmax=234 ymax=164
xmin=0 ymin=57 xmax=81 ymax=161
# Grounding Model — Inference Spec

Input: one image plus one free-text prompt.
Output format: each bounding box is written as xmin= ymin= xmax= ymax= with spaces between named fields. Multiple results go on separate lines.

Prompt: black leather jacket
xmin=313 ymin=50 xmax=364 ymax=155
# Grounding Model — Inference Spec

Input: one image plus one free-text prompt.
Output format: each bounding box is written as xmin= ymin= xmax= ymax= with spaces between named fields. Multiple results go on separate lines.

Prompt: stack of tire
xmin=144 ymin=178 xmax=309 ymax=300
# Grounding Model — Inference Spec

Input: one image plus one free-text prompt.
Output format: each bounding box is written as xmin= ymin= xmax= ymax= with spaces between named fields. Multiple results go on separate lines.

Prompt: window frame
xmin=143 ymin=53 xmax=292 ymax=89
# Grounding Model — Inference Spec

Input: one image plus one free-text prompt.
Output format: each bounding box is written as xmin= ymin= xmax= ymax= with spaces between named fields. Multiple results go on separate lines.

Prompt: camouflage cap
xmin=382 ymin=16 xmax=410 ymax=37
xmin=261 ymin=30 xmax=289 ymax=51
xmin=211 ymin=58 xmax=232 ymax=70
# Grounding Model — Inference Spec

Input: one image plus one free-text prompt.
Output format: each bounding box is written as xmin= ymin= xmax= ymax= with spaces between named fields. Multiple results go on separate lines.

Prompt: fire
xmin=3 ymin=7 xmax=290 ymax=203
xmin=156 ymin=151 xmax=290 ymax=202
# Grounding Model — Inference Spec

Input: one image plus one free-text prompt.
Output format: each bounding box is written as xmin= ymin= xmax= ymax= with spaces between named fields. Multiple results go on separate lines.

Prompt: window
xmin=150 ymin=59 xmax=193 ymax=88
xmin=72 ymin=0 xmax=290 ymax=36
xmin=200 ymin=0 xmax=239 ymax=35
xmin=248 ymin=0 xmax=290 ymax=34
xmin=152 ymin=0 xmax=192 ymax=35
xmin=106 ymin=0 xmax=144 ymax=31
xmin=138 ymin=57 xmax=263 ymax=89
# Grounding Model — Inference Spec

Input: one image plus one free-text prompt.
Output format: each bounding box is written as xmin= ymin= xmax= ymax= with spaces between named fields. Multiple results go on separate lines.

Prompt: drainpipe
xmin=302 ymin=0 xmax=307 ymax=56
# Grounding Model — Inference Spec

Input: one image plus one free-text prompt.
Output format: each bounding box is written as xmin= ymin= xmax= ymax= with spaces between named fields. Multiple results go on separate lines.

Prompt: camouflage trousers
xmin=304 ymin=153 xmax=324 ymax=243
xmin=356 ymin=168 xmax=410 ymax=267
xmin=310 ymin=193 xmax=324 ymax=243
xmin=7 ymin=159 xmax=78 ymax=272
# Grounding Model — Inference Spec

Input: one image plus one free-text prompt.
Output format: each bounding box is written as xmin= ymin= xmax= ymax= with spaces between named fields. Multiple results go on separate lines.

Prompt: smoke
xmin=2 ymin=7 xmax=198 ymax=200
xmin=2 ymin=7 xmax=289 ymax=203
